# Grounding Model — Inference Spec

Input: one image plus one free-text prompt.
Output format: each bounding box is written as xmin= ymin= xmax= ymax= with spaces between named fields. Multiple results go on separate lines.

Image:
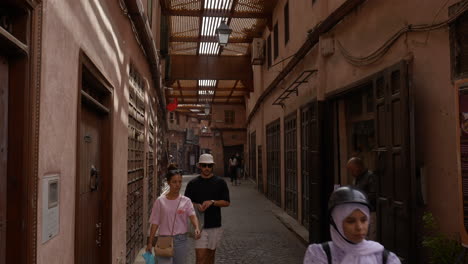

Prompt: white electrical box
xmin=251 ymin=38 xmax=265 ymax=65
xmin=42 ymin=174 xmax=60 ymax=243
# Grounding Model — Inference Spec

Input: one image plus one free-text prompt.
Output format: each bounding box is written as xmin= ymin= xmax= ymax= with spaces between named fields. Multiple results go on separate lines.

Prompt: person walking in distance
xmin=184 ymin=154 xmax=231 ymax=264
xmin=346 ymin=157 xmax=377 ymax=240
xmin=234 ymin=152 xmax=242 ymax=184
xmin=146 ymin=164 xmax=201 ymax=264
xmin=228 ymin=155 xmax=237 ymax=185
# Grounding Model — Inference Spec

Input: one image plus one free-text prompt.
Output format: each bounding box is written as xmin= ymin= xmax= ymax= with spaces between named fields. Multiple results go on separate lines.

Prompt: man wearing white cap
xmin=184 ymin=153 xmax=230 ymax=264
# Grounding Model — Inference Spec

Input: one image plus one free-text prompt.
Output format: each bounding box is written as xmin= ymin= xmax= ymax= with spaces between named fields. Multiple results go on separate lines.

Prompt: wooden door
xmin=250 ymin=132 xmax=256 ymax=181
xmin=374 ymin=61 xmax=414 ymax=262
xmin=266 ymin=119 xmax=281 ymax=206
xmin=77 ymin=105 xmax=104 ymax=264
xmin=258 ymin=145 xmax=263 ymax=193
xmin=301 ymin=100 xmax=325 ymax=243
xmin=0 ymin=55 xmax=8 ymax=264
xmin=284 ymin=114 xmax=298 ymax=218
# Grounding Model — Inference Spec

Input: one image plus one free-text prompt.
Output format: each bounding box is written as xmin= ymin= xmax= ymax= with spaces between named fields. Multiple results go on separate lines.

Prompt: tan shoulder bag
xmin=155 ymin=197 xmax=182 ymax=257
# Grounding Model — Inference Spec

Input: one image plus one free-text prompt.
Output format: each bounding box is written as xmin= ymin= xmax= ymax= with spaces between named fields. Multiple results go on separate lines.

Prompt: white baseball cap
xmin=198 ymin=153 xmax=215 ymax=164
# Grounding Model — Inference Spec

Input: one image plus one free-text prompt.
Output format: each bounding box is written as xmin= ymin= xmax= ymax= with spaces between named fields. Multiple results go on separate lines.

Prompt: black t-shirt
xmin=184 ymin=175 xmax=230 ymax=228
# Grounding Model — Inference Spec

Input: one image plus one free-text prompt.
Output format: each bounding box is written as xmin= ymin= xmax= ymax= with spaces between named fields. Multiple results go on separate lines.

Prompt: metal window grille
xmin=126 ymin=74 xmax=145 ymax=264
xmin=301 ymin=105 xmax=313 ymax=229
xmin=284 ymin=113 xmax=298 ymax=218
xmin=147 ymin=114 xmax=155 ymax=216
xmin=258 ymin=145 xmax=263 ymax=193
xmin=266 ymin=119 xmax=281 ymax=206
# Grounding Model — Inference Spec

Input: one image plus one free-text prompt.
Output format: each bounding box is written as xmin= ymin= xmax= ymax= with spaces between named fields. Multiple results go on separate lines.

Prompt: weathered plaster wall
xmin=247 ymin=0 xmax=462 ymax=236
xmin=37 ymin=0 xmax=160 ymax=263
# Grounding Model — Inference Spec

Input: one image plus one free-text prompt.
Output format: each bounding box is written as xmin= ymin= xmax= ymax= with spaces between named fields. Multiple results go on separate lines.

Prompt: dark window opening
xmin=225 ymin=110 xmax=235 ymax=124
xmin=267 ymin=34 xmax=272 ymax=68
xmin=450 ymin=9 xmax=468 ymax=79
xmin=284 ymin=3 xmax=290 ymax=45
xmin=273 ymin=23 xmax=279 ymax=59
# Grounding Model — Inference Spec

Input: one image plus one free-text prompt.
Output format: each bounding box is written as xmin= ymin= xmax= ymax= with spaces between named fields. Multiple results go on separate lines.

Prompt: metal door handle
xmin=96 ymin=222 xmax=102 ymax=247
xmin=90 ymin=165 xmax=99 ymax=191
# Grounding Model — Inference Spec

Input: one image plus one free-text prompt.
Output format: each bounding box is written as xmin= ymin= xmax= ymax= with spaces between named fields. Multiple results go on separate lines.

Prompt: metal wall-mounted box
xmin=41 ymin=174 xmax=60 ymax=243
xmin=251 ymin=38 xmax=265 ymax=65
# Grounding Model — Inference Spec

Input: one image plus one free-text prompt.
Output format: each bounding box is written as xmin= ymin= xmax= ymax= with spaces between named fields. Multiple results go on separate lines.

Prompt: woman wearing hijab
xmin=303 ymin=186 xmax=401 ymax=264
xmin=146 ymin=164 xmax=201 ymax=264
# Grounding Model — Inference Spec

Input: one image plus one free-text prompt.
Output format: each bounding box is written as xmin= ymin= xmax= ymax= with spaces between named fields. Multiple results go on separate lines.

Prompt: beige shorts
xmin=194 ymin=227 xmax=223 ymax=250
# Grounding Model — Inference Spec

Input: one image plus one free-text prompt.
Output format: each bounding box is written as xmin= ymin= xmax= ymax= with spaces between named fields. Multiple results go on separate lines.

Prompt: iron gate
xmin=266 ymin=119 xmax=281 ymax=206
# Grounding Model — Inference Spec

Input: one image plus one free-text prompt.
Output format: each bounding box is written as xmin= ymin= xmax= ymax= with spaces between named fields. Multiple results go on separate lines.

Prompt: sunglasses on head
xmin=200 ymin=163 xmax=213 ymax=168
xmin=168 ymin=169 xmax=183 ymax=175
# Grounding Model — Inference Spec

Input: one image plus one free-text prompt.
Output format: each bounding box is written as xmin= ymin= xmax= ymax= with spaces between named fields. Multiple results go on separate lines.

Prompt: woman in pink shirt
xmin=146 ymin=164 xmax=201 ymax=264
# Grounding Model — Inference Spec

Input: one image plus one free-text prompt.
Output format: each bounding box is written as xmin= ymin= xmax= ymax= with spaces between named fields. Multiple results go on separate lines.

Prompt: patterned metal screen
xmin=266 ymin=119 xmax=281 ymax=206
xmin=126 ymin=65 xmax=145 ymax=264
xmin=147 ymin=113 xmax=155 ymax=216
xmin=284 ymin=114 xmax=298 ymax=218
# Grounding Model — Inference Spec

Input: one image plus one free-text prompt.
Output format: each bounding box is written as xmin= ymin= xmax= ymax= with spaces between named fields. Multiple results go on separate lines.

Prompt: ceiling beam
xmin=170 ymin=36 xmax=252 ymax=43
xmin=164 ymin=9 xmax=268 ymax=18
xmin=195 ymin=0 xmax=205 ymax=56
xmin=227 ymin=80 xmax=239 ymax=103
xmin=176 ymin=80 xmax=184 ymax=103
xmin=170 ymin=55 xmax=253 ymax=81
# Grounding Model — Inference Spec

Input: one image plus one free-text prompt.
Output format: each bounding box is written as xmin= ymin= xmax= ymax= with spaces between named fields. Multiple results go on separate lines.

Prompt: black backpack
xmin=321 ymin=242 xmax=389 ymax=264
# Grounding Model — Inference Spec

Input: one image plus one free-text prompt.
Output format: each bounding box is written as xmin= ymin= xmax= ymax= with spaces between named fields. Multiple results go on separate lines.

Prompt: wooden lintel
xmin=170 ymin=55 xmax=253 ymax=81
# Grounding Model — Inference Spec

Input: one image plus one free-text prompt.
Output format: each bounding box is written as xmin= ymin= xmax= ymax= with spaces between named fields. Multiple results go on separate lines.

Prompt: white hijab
xmin=330 ymin=204 xmax=384 ymax=264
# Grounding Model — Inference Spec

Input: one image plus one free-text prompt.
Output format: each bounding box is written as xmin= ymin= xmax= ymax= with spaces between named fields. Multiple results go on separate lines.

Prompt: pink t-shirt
xmin=149 ymin=195 xmax=195 ymax=236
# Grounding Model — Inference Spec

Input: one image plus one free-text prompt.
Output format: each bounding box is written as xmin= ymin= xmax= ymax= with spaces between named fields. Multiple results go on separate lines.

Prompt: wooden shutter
xmin=374 ymin=61 xmax=414 ymax=262
xmin=302 ymin=100 xmax=324 ymax=242
xmin=266 ymin=119 xmax=281 ymax=206
xmin=284 ymin=113 xmax=298 ymax=218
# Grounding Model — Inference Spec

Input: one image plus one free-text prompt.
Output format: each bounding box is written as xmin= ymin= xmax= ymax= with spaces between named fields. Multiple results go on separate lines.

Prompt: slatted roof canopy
xmin=161 ymin=0 xmax=277 ymax=118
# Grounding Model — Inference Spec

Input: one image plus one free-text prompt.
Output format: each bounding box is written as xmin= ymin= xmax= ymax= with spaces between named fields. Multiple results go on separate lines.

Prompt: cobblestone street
xmin=183 ymin=175 xmax=306 ymax=264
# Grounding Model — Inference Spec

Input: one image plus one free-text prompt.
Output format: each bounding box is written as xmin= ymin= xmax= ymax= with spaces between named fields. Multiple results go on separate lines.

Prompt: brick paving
xmin=183 ymin=175 xmax=306 ymax=264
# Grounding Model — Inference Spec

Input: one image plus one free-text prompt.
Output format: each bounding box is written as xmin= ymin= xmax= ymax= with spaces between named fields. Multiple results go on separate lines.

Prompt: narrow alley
xmin=3 ymin=0 xmax=468 ymax=264
xmin=135 ymin=175 xmax=306 ymax=264
xmin=183 ymin=175 xmax=306 ymax=264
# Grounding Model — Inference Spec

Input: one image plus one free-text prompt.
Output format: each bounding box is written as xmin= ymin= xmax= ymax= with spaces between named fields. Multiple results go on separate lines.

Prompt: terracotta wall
xmin=247 ymin=0 xmax=461 ymax=237
xmin=36 ymin=0 xmax=162 ymax=263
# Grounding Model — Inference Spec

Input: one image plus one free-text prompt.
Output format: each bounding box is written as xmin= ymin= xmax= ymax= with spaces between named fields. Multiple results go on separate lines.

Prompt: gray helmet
xmin=328 ymin=186 xmax=370 ymax=212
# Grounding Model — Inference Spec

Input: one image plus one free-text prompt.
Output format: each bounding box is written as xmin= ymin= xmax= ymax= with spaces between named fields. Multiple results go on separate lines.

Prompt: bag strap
xmin=320 ymin=242 xmax=332 ymax=264
xmin=382 ymin=249 xmax=389 ymax=264
xmin=170 ymin=196 xmax=182 ymax=236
